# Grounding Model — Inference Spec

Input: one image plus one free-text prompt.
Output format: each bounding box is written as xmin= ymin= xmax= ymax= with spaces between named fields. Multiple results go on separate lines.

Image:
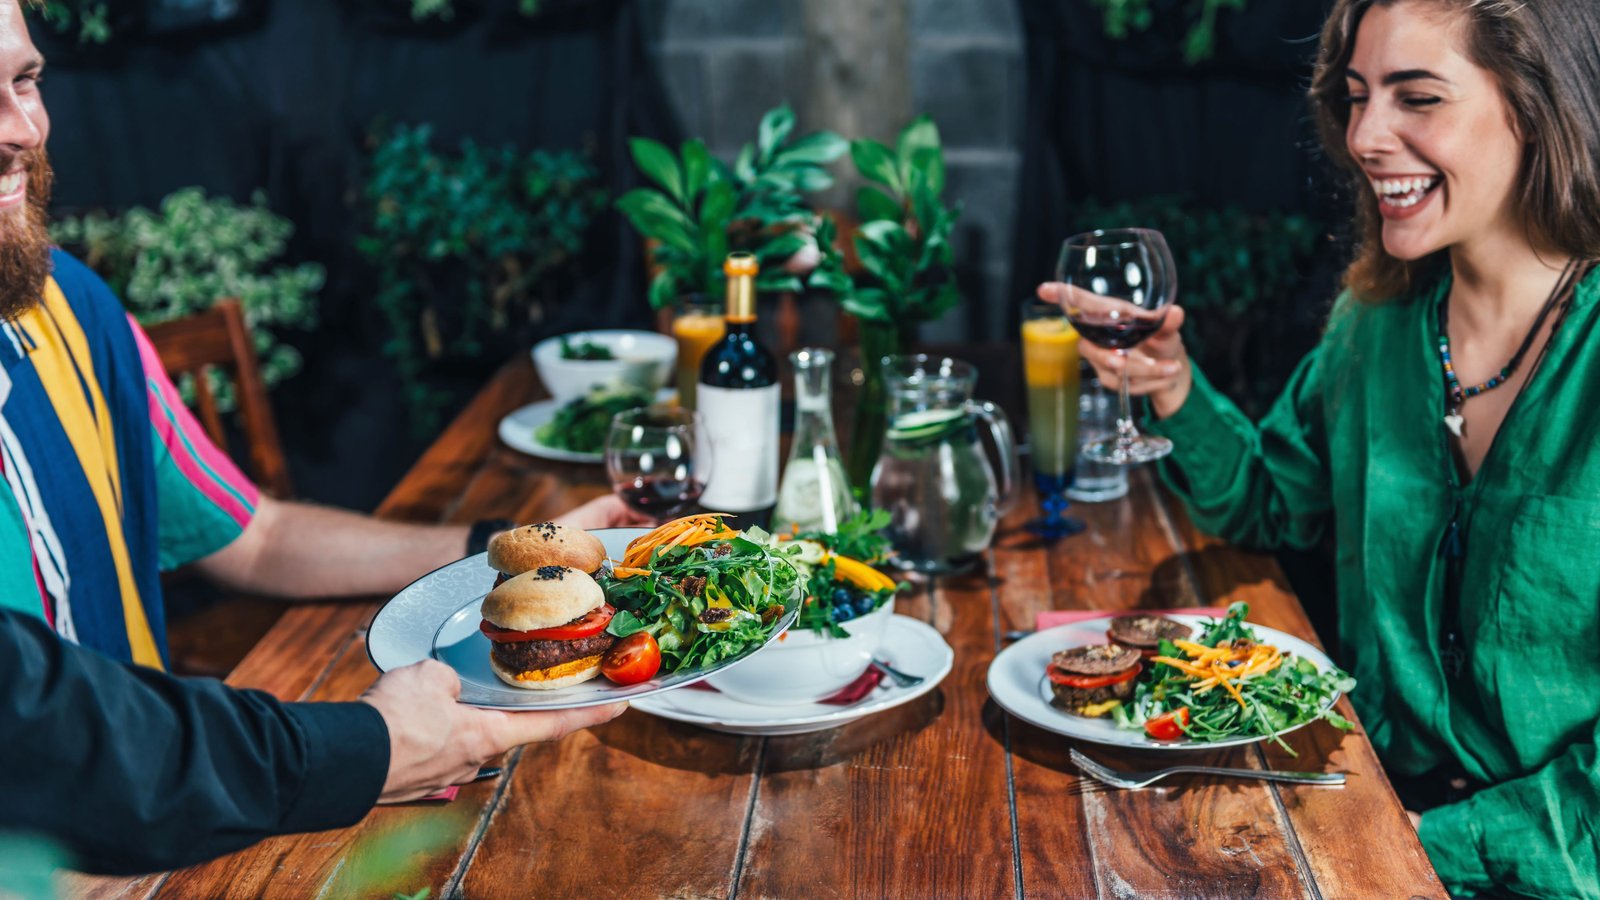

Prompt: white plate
xmin=367 ymin=528 xmax=798 ymax=710
xmin=986 ymin=614 xmax=1343 ymax=751
xmin=632 ymin=615 xmax=954 ymax=735
xmin=497 ymin=389 xmax=676 ymax=464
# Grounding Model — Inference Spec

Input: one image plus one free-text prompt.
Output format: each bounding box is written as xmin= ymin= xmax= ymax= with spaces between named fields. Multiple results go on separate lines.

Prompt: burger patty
xmin=491 ymin=631 xmax=617 ymax=672
xmin=1107 ymin=614 xmax=1192 ymax=648
xmin=1050 ymin=676 xmax=1138 ymax=712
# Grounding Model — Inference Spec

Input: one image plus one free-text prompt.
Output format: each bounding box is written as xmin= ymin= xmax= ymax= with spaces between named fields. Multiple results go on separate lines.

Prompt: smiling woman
xmin=1038 ymin=1 xmax=1600 ymax=897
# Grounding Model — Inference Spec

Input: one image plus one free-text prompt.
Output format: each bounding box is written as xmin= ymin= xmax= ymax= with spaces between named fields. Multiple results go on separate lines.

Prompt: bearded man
xmin=0 ymin=0 xmax=638 ymax=875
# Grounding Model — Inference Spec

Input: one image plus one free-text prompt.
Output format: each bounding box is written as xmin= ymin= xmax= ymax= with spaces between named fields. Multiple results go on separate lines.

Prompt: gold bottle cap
xmin=724 ymin=252 xmax=759 ymax=278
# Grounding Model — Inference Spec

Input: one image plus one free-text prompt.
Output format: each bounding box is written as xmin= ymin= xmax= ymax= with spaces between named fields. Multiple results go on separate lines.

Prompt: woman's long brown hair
xmin=1309 ymin=0 xmax=1600 ymax=301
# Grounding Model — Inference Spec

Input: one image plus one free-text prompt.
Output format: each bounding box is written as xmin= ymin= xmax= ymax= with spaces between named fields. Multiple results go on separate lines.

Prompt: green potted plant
xmin=807 ymin=115 xmax=962 ymax=496
xmin=358 ymin=123 xmax=607 ymax=430
xmin=615 ymin=104 xmax=848 ymax=311
xmin=51 ymin=187 xmax=325 ymax=411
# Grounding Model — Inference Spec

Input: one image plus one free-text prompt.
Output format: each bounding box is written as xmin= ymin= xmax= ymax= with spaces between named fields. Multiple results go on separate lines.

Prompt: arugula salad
xmin=786 ymin=510 xmax=902 ymax=638
xmin=600 ymin=516 xmax=802 ymax=673
xmin=1111 ymin=602 xmax=1356 ymax=753
xmin=535 ymin=385 xmax=653 ymax=454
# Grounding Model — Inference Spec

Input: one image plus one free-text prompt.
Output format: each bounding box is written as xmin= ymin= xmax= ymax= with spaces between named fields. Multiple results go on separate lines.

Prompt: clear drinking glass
xmin=1057 ymin=228 xmax=1177 ymax=464
xmin=606 ymin=406 xmax=711 ymax=521
xmin=1064 ymin=373 xmax=1130 ymax=503
xmin=774 ymin=348 xmax=856 ymax=535
xmin=1021 ymin=297 xmax=1085 ymax=538
xmin=670 ymin=294 xmax=725 ymax=412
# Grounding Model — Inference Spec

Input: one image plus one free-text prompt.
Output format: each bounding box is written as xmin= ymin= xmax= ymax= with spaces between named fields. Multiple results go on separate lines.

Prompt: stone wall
xmin=637 ymin=0 xmax=1024 ymax=341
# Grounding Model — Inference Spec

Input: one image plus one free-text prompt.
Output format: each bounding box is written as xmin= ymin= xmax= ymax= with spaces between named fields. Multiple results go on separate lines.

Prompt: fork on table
xmin=1068 ymin=748 xmax=1346 ymax=790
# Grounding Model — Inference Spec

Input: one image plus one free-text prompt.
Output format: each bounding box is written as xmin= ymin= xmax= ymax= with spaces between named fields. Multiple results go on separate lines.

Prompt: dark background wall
xmin=40 ymin=0 xmax=677 ymax=511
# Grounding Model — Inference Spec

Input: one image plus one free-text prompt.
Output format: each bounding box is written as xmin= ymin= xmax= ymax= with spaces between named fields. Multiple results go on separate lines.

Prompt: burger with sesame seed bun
xmin=479 ymin=564 xmax=617 ymax=689
xmin=487 ymin=521 xmax=607 ymax=586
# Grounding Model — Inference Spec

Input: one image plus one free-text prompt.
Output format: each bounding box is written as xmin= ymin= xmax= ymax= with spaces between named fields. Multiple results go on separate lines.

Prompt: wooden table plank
xmin=1004 ymin=472 xmax=1314 ymax=898
xmin=1164 ymin=503 xmax=1449 ymax=899
xmin=739 ymin=573 xmax=1016 ymax=899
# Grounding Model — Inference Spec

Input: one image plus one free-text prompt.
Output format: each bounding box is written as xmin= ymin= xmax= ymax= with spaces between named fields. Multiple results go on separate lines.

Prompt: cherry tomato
xmin=602 ymin=632 xmax=662 ymax=685
xmin=1144 ymin=707 xmax=1190 ymax=741
xmin=479 ymin=604 xmax=615 ymax=642
xmin=1046 ymin=662 xmax=1142 ymax=689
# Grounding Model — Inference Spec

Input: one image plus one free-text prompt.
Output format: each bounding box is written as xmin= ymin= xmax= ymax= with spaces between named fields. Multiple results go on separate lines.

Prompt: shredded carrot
xmin=611 ymin=565 xmax=653 ymax=579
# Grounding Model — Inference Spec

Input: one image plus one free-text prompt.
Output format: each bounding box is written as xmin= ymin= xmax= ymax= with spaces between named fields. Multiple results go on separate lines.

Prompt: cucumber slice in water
xmin=886 ymin=409 xmax=966 ymax=442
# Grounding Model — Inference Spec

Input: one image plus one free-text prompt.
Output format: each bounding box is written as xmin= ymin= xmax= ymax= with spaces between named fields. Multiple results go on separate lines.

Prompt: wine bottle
xmin=698 ymin=252 xmax=780 ymax=528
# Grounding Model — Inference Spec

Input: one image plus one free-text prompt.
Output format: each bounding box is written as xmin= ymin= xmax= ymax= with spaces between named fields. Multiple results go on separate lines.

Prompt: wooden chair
xmin=141 ymin=298 xmax=294 ymax=499
xmin=143 ymin=298 xmax=293 ymax=677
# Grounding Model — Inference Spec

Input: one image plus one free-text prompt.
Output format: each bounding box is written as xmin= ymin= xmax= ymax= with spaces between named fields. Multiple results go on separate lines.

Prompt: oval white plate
xmin=497 ymin=389 xmax=677 ymax=464
xmin=632 ymin=615 xmax=954 ymax=735
xmin=986 ymin=614 xmax=1343 ymax=751
xmin=368 ymin=528 xmax=797 ymax=710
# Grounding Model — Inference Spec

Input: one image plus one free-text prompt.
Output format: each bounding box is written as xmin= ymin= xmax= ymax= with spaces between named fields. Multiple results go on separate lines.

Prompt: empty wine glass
xmin=606 ymin=406 xmax=710 ymax=521
xmin=1056 ymin=228 xmax=1177 ymax=464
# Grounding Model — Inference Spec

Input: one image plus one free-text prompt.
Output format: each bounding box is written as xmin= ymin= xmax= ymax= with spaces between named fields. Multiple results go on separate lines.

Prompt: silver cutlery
xmin=870 ymin=658 xmax=924 ymax=688
xmin=1069 ymin=748 xmax=1345 ymax=789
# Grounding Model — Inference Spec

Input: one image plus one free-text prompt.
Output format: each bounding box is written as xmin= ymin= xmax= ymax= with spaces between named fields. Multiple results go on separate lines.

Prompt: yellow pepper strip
xmin=827 ymin=555 xmax=898 ymax=592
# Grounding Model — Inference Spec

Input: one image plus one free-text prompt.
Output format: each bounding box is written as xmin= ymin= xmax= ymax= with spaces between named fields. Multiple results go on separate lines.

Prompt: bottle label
xmin=699 ymin=382 xmax=780 ymax=510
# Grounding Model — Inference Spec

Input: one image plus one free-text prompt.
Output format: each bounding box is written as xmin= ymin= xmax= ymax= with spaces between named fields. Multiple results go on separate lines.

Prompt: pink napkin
xmin=1035 ymin=607 xmax=1228 ymax=632
xmin=419 ymin=786 xmax=460 ymax=802
xmin=687 ymin=666 xmax=885 ymax=705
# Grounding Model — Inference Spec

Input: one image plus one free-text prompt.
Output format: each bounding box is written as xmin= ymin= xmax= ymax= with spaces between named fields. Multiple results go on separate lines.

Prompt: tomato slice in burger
xmin=601 ymin=632 xmax=662 ymax=685
xmin=1144 ymin=707 xmax=1190 ymax=741
xmin=1046 ymin=662 xmax=1142 ymax=689
xmin=479 ymin=604 xmax=616 ymax=642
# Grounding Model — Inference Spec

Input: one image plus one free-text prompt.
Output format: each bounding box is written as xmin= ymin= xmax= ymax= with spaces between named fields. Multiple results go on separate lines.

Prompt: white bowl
xmin=703 ymin=597 xmax=896 ymax=706
xmin=531 ymin=329 xmax=677 ymax=403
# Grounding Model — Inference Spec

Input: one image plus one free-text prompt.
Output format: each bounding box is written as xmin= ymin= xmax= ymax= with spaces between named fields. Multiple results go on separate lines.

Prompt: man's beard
xmin=0 ymin=149 xmax=54 ymax=322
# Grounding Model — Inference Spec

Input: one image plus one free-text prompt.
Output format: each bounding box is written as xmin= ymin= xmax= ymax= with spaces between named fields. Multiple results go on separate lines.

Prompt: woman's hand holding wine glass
xmin=1034 ymin=288 xmax=1194 ymax=419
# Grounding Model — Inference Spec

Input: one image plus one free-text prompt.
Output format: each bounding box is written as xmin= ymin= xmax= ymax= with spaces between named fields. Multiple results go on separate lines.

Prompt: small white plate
xmin=497 ymin=389 xmax=677 ymax=464
xmin=631 ymin=615 xmax=954 ymax=735
xmin=368 ymin=528 xmax=797 ymax=710
xmin=986 ymin=614 xmax=1343 ymax=751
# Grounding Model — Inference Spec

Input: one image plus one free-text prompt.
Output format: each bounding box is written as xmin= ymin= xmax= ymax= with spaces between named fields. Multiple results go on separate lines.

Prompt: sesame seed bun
xmin=480 ymin=566 xmax=604 ymax=632
xmin=487 ymin=522 xmax=606 ymax=576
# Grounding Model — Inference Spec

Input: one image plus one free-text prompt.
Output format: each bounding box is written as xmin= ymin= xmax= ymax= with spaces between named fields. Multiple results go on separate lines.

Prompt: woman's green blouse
xmin=1146 ymin=271 xmax=1600 ymax=899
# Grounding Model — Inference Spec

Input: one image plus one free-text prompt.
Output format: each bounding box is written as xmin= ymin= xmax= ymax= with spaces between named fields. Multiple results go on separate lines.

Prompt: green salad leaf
xmin=599 ymin=531 xmax=801 ymax=673
xmin=559 ymin=336 xmax=615 ymax=360
xmin=535 ymin=385 xmax=652 ymax=454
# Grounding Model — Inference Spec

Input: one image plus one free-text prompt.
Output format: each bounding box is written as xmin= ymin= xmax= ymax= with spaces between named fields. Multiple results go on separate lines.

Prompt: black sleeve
xmin=0 ymin=609 xmax=390 ymax=875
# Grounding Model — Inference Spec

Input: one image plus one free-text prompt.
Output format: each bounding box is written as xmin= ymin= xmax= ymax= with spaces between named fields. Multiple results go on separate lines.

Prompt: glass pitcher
xmin=870 ymin=355 xmax=1019 ymax=573
xmin=774 ymin=348 xmax=857 ymax=535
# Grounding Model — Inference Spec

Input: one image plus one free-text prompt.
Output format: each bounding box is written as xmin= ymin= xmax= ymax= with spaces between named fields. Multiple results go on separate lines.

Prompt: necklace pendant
xmin=1444 ymin=411 xmax=1465 ymax=438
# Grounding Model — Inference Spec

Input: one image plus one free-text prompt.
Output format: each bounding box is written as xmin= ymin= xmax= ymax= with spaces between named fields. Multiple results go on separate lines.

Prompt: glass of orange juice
xmin=671 ymin=294 xmax=725 ymax=411
xmin=1021 ymin=297 xmax=1084 ymax=538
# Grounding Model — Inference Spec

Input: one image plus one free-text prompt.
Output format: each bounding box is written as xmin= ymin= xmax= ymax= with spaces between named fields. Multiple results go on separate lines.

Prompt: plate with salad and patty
xmin=986 ymin=603 xmax=1356 ymax=752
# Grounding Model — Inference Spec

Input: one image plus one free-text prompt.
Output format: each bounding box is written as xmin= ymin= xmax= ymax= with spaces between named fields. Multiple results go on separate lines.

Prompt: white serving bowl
xmin=703 ymin=597 xmax=896 ymax=706
xmin=531 ymin=329 xmax=677 ymax=404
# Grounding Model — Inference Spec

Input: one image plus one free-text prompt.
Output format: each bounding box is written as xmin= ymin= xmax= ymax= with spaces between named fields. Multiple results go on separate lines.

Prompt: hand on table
xmin=361 ymin=659 xmax=626 ymax=803
xmin=551 ymin=494 xmax=654 ymax=531
xmin=1035 ymin=282 xmax=1194 ymax=419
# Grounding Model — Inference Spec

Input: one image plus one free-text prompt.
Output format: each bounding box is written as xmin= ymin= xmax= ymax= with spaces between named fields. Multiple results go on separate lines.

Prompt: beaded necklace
xmin=1436 ymin=258 xmax=1579 ymax=438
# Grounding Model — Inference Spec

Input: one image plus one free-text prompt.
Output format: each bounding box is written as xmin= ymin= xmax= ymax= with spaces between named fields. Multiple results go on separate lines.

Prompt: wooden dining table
xmin=72 ymin=345 xmax=1446 ymax=899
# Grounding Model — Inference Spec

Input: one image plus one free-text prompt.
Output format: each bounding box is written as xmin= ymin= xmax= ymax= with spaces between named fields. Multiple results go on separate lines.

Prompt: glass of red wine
xmin=606 ymin=406 xmax=710 ymax=520
xmin=1056 ymin=228 xmax=1177 ymax=465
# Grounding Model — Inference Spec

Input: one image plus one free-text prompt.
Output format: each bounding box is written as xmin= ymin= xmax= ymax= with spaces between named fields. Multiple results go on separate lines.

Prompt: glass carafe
xmin=775 ymin=348 xmax=856 ymax=534
xmin=871 ymin=355 xmax=1019 ymax=573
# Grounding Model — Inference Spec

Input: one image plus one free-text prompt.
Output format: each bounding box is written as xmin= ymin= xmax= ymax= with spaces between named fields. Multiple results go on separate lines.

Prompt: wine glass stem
xmin=1115 ymin=349 xmax=1139 ymax=452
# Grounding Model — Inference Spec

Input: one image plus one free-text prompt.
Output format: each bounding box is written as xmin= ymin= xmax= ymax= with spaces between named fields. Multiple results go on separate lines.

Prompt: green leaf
xmin=895 ymin=116 xmax=940 ymax=181
xmin=773 ymin=131 xmax=848 ymax=167
xmin=842 ymin=287 xmax=894 ymax=323
xmin=754 ymin=230 xmax=809 ymax=263
xmin=615 ymin=188 xmax=698 ymax=255
xmin=909 ymin=145 xmax=946 ymax=199
xmin=681 ymin=139 xmax=711 ymax=202
xmin=756 ymin=105 xmax=796 ymax=164
xmin=755 ymin=273 xmax=804 ymax=294
xmin=648 ymin=269 xmax=681 ymax=311
xmin=850 ymin=139 xmax=901 ymax=194
xmin=699 ymin=180 xmax=736 ymax=230
xmin=628 ymin=138 xmax=685 ymax=204
xmin=856 ymin=186 xmax=902 ymax=224
xmin=733 ymin=143 xmax=757 ymax=184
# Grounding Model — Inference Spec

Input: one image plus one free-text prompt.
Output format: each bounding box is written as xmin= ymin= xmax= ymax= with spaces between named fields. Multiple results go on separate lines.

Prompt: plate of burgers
xmin=368 ymin=516 xmax=803 ymax=710
xmin=985 ymin=605 xmax=1355 ymax=751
